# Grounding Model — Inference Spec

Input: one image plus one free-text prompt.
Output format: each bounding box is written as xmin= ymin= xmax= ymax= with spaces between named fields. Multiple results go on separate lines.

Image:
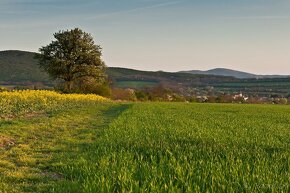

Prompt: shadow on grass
xmin=0 ymin=103 xmax=133 ymax=193
xmin=43 ymin=103 xmax=133 ymax=192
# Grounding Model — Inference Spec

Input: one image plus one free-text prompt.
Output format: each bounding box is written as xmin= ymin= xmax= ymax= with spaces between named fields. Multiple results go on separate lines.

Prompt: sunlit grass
xmin=0 ymin=98 xmax=290 ymax=192
xmin=58 ymin=103 xmax=290 ymax=192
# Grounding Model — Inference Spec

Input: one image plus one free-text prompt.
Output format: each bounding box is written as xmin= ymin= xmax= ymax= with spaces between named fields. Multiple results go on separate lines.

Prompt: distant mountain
xmin=180 ymin=68 xmax=289 ymax=79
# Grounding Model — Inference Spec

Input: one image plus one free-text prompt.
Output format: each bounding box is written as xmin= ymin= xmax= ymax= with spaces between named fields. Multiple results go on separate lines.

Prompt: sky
xmin=1 ymin=0 xmax=290 ymax=75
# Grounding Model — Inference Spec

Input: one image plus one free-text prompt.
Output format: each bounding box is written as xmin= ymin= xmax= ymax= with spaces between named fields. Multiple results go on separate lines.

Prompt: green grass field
xmin=1 ymin=101 xmax=290 ymax=192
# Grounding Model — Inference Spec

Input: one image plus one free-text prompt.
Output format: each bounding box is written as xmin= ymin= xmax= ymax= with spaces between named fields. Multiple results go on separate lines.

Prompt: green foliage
xmin=171 ymin=93 xmax=186 ymax=102
xmin=90 ymin=82 xmax=112 ymax=97
xmin=135 ymin=90 xmax=149 ymax=101
xmin=66 ymin=77 xmax=111 ymax=97
xmin=36 ymin=28 xmax=107 ymax=93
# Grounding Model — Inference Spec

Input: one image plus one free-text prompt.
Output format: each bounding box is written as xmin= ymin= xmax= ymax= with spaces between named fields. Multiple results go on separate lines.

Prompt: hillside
xmin=0 ymin=50 xmax=237 ymax=88
xmin=107 ymin=67 xmax=236 ymax=87
xmin=180 ymin=68 xmax=289 ymax=79
xmin=0 ymin=50 xmax=289 ymax=97
xmin=0 ymin=50 xmax=49 ymax=83
xmin=180 ymin=68 xmax=256 ymax=79
xmin=2 ymin=50 xmax=287 ymax=83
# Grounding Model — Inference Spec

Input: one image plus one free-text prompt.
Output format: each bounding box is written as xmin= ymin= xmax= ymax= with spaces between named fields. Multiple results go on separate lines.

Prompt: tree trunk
xmin=64 ymin=80 xmax=73 ymax=93
xmin=68 ymin=81 xmax=73 ymax=93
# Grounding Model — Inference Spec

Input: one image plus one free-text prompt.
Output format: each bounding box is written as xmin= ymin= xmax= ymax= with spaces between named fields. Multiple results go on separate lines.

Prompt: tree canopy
xmin=36 ymin=28 xmax=107 ymax=93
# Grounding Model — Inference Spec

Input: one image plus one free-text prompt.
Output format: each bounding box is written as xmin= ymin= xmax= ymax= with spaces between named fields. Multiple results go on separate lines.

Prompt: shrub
xmin=111 ymin=88 xmax=136 ymax=101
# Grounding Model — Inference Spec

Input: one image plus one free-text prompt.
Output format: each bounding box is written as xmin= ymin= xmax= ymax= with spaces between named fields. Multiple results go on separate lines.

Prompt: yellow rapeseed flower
xmin=0 ymin=90 xmax=109 ymax=118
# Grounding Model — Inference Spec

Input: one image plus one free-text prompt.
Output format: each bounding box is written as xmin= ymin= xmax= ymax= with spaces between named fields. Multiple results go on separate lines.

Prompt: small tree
xmin=36 ymin=28 xmax=107 ymax=93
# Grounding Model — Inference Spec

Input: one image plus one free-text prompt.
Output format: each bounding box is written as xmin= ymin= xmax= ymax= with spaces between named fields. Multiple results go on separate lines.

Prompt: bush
xmin=135 ymin=90 xmax=149 ymax=101
xmin=57 ymin=77 xmax=111 ymax=97
xmin=0 ymin=87 xmax=8 ymax=92
xmin=111 ymin=88 xmax=136 ymax=101
xmin=171 ymin=94 xmax=186 ymax=102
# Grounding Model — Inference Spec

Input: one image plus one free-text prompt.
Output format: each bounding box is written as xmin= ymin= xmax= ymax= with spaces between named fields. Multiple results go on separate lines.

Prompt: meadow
xmin=0 ymin=91 xmax=290 ymax=192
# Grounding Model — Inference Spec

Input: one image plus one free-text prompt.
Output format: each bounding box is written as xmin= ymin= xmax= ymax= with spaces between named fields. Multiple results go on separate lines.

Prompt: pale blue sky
xmin=1 ymin=0 xmax=290 ymax=74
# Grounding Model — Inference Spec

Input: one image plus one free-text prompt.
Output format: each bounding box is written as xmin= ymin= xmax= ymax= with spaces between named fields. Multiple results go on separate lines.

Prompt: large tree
xmin=36 ymin=28 xmax=107 ymax=93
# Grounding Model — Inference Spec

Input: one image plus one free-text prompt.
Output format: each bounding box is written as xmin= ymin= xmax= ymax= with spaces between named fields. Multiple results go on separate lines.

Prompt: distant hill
xmin=106 ymin=67 xmax=237 ymax=89
xmin=0 ymin=50 xmax=289 ymax=97
xmin=180 ymin=68 xmax=289 ymax=79
xmin=0 ymin=50 xmax=237 ymax=89
xmin=0 ymin=50 xmax=49 ymax=83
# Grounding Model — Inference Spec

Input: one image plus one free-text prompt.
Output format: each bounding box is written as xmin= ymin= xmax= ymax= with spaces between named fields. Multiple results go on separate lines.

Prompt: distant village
xmin=108 ymin=84 xmax=289 ymax=104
